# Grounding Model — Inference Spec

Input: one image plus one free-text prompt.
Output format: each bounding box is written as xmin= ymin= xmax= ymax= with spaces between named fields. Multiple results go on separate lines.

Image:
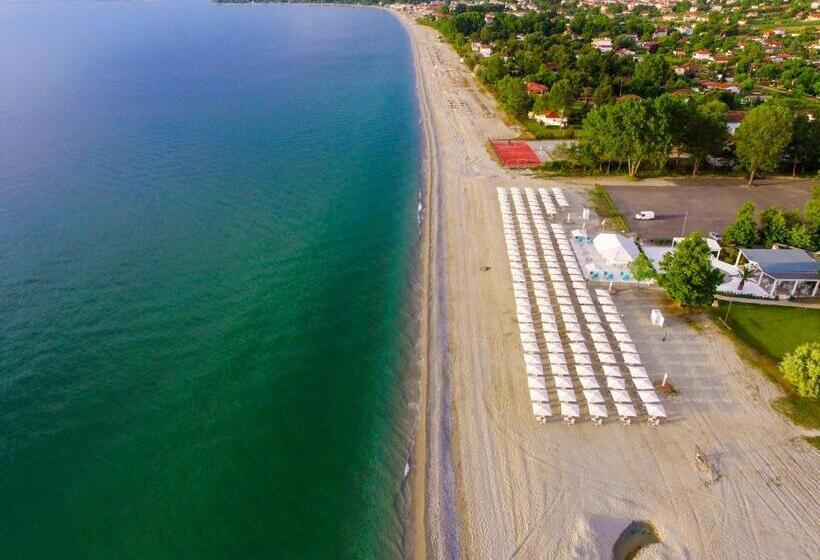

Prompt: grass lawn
xmin=589 ymin=184 xmax=630 ymax=233
xmin=712 ymin=302 xmax=820 ymax=438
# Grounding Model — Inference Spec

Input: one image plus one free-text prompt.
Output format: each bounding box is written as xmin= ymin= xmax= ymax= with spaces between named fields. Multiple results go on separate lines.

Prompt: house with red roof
xmin=526 ymin=82 xmax=549 ymax=95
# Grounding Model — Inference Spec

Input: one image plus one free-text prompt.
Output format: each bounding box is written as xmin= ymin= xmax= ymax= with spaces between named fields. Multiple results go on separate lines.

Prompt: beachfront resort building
xmin=734 ymin=248 xmax=820 ymax=298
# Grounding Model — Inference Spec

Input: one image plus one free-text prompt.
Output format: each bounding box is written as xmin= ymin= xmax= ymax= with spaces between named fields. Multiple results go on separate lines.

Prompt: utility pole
xmin=680 ymin=211 xmax=688 ymax=237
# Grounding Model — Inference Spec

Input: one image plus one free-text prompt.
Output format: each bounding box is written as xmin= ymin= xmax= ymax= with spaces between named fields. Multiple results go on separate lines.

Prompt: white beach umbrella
xmin=556 ymin=388 xmax=577 ymax=403
xmin=615 ymin=402 xmax=637 ymax=418
xmin=527 ymin=376 xmax=547 ymax=390
xmin=588 ymin=403 xmax=608 ymax=419
xmin=606 ymin=377 xmax=626 ymax=390
xmin=623 ymin=353 xmax=642 ymax=365
xmin=645 ymin=403 xmax=667 ymax=418
xmin=628 ymin=366 xmax=648 ymax=379
xmin=547 ymin=352 xmax=566 ymax=365
xmin=578 ymin=376 xmax=600 ymax=389
xmin=614 ymin=331 xmax=632 ymax=343
xmin=610 ymin=389 xmax=632 ymax=403
xmin=567 ymin=331 xmax=585 ymax=343
xmin=523 ymin=353 xmax=541 ymax=366
xmin=529 ymin=388 xmax=549 ymax=403
xmin=550 ymin=364 xmax=570 ymax=376
xmin=638 ymin=390 xmax=660 ymax=404
xmin=526 ymin=363 xmax=544 ymax=377
xmin=575 ymin=364 xmax=594 ymax=376
xmin=561 ymin=401 xmax=580 ymax=419
xmin=532 ymin=402 xmax=552 ymax=419
xmin=594 ymin=342 xmax=613 ymax=354
xmin=619 ymin=343 xmax=637 ymax=354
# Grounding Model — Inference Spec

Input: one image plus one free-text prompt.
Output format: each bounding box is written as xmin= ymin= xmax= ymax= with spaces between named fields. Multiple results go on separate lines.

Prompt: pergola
xmin=735 ymin=248 xmax=820 ymax=298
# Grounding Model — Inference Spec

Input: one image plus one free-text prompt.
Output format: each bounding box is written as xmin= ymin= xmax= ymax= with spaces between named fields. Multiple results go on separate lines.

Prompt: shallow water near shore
xmin=0 ymin=2 xmax=420 ymax=557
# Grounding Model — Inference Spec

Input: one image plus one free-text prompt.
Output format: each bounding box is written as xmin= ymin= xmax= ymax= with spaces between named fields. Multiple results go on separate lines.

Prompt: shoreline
xmin=396 ymin=11 xmax=439 ymax=560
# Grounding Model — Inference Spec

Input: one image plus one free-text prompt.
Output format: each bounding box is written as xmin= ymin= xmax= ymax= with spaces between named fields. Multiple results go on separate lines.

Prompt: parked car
xmin=708 ymin=231 xmax=723 ymax=243
xmin=634 ymin=210 xmax=655 ymax=221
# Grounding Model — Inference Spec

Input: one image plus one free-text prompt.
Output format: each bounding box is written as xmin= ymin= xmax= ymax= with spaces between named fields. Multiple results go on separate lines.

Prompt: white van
xmin=634 ymin=210 xmax=655 ymax=221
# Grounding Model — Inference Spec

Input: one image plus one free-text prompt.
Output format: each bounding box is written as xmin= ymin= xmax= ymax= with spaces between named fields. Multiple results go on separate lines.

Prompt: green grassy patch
xmin=521 ymin=119 xmax=576 ymax=140
xmin=715 ymin=302 xmax=820 ymax=361
xmin=589 ymin=184 xmax=630 ymax=233
xmin=712 ymin=302 xmax=820 ymax=430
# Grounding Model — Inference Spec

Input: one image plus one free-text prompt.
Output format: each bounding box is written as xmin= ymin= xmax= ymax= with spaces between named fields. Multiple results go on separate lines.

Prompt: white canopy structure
xmin=633 ymin=378 xmax=654 ymax=391
xmin=594 ymin=342 xmax=613 ymax=354
xmin=623 ymin=353 xmax=642 ymax=365
xmin=603 ymin=365 xmax=622 ymax=377
xmin=583 ymin=389 xmax=605 ymax=404
xmin=553 ymin=376 xmax=574 ymax=389
xmin=593 ymin=233 xmax=639 ymax=265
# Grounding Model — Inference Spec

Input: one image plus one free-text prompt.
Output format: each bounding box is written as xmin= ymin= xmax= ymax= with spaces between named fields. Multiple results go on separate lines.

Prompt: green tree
xmin=548 ymin=78 xmax=577 ymax=117
xmin=735 ymin=104 xmax=793 ymax=186
xmin=723 ymin=202 xmax=758 ymax=247
xmin=631 ymin=53 xmax=670 ymax=98
xmin=630 ymin=252 xmax=656 ymax=283
xmin=478 ymin=55 xmax=507 ymax=84
xmin=759 ymin=207 xmax=790 ymax=247
xmin=803 ymin=184 xmax=820 ymax=251
xmin=592 ymin=77 xmax=613 ymax=106
xmin=658 ymin=233 xmax=724 ymax=308
xmin=580 ymin=99 xmax=671 ymax=176
xmin=779 ymin=342 xmax=820 ymax=399
xmin=789 ymin=223 xmax=814 ymax=251
xmin=685 ymin=99 xmax=728 ymax=176
xmin=496 ymin=76 xmax=532 ymax=118
xmin=787 ymin=115 xmax=820 ymax=176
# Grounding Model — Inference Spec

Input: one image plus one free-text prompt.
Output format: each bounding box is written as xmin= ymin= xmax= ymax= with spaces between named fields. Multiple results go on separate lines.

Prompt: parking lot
xmin=605 ymin=178 xmax=814 ymax=241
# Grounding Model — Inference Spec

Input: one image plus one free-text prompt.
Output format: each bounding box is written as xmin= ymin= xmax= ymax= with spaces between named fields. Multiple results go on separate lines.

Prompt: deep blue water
xmin=0 ymin=2 xmax=420 ymax=557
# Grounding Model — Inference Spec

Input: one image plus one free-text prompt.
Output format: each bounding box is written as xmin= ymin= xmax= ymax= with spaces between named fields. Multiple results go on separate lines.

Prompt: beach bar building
xmin=735 ymin=248 xmax=820 ymax=298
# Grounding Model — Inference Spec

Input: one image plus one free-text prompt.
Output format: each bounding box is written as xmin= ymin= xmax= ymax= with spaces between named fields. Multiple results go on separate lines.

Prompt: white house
xmin=528 ymin=109 xmax=568 ymax=128
xmin=592 ymin=37 xmax=613 ymax=52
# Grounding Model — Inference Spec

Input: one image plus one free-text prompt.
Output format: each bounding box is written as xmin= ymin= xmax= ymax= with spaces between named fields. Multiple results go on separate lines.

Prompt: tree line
xmin=565 ymin=97 xmax=819 ymax=182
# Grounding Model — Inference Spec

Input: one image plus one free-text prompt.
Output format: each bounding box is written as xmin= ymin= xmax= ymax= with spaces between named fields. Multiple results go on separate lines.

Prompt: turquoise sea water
xmin=0 ymin=2 xmax=420 ymax=557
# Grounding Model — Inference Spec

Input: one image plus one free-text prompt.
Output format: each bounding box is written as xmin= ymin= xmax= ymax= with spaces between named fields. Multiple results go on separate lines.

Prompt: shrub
xmin=780 ymin=342 xmax=820 ymax=399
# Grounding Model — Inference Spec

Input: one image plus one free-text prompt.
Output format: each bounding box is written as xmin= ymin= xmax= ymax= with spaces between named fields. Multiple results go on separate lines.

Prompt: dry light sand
xmin=397 ymin=11 xmax=820 ymax=560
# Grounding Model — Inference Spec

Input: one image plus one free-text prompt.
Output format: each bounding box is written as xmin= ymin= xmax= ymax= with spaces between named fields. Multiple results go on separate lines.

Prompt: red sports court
xmin=491 ymin=140 xmax=541 ymax=168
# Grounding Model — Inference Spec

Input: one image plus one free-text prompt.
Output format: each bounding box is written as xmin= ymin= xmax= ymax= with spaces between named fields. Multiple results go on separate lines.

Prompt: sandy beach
xmin=398 ymin=10 xmax=819 ymax=560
